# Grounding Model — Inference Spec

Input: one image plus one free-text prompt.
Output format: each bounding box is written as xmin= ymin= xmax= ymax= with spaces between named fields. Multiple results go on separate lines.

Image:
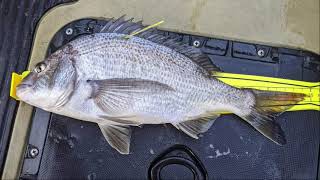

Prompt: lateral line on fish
xmin=123 ymin=20 xmax=164 ymax=39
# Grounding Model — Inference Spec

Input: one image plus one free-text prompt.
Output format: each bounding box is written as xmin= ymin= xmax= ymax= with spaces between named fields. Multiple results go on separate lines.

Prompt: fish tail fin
xmin=240 ymin=89 xmax=306 ymax=145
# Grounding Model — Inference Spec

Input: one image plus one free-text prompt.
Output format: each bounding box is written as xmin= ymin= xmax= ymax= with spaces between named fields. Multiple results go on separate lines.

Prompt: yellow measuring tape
xmin=213 ymin=72 xmax=320 ymax=112
xmin=10 ymin=71 xmax=320 ymax=112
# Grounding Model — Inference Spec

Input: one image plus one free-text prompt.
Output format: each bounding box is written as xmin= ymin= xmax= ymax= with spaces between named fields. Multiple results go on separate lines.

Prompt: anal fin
xmin=98 ymin=123 xmax=131 ymax=154
xmin=173 ymin=114 xmax=219 ymax=139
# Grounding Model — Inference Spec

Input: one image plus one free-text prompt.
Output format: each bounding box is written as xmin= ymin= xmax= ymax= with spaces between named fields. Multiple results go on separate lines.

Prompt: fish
xmin=16 ymin=16 xmax=305 ymax=154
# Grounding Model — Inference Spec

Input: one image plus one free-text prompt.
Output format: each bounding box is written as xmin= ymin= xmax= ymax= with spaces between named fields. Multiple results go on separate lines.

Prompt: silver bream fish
xmin=17 ymin=17 xmax=305 ymax=154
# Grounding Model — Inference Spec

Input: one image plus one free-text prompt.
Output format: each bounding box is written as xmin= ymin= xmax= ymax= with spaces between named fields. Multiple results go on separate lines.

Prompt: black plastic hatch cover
xmin=19 ymin=19 xmax=320 ymax=180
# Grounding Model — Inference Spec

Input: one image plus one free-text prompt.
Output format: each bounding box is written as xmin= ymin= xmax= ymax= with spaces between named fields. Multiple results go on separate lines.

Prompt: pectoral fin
xmin=98 ymin=123 xmax=132 ymax=154
xmin=173 ymin=114 xmax=219 ymax=139
xmin=88 ymin=78 xmax=174 ymax=114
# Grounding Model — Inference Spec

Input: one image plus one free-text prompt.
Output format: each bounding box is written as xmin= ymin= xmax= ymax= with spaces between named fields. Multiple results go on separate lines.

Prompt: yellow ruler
xmin=10 ymin=71 xmax=320 ymax=112
xmin=214 ymin=72 xmax=320 ymax=112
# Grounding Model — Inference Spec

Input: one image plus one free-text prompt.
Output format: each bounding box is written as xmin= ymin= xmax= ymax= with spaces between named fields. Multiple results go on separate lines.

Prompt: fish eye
xmin=34 ymin=62 xmax=47 ymax=73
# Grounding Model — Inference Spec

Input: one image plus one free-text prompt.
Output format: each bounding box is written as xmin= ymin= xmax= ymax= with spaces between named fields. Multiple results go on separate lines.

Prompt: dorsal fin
xmin=99 ymin=16 xmax=221 ymax=73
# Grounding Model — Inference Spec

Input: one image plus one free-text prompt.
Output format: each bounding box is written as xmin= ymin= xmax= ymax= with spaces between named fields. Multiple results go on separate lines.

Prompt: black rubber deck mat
xmin=0 ymin=0 xmax=71 ymax=173
xmin=19 ymin=19 xmax=320 ymax=180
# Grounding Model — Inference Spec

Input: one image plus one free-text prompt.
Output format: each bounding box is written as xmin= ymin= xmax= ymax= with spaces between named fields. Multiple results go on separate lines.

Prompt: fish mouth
xmin=16 ymin=83 xmax=33 ymax=89
xmin=16 ymin=82 xmax=33 ymax=96
xmin=16 ymin=83 xmax=34 ymax=101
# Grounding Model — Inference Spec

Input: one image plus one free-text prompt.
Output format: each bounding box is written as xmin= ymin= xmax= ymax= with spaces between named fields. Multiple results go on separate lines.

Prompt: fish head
xmin=16 ymin=51 xmax=76 ymax=110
